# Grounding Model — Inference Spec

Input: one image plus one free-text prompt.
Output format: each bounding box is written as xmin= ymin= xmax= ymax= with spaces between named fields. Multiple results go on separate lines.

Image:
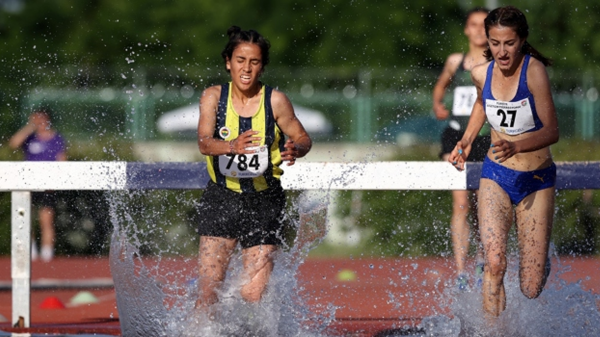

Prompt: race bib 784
xmin=218 ymin=145 xmax=269 ymax=178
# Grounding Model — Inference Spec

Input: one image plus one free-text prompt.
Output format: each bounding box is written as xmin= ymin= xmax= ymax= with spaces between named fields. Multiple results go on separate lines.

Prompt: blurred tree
xmin=1 ymin=0 xmax=597 ymax=100
xmin=0 ymin=0 xmax=472 ymax=138
xmin=0 ymin=1 xmax=598 ymax=84
xmin=517 ymin=0 xmax=600 ymax=88
xmin=0 ymin=0 xmax=467 ymax=77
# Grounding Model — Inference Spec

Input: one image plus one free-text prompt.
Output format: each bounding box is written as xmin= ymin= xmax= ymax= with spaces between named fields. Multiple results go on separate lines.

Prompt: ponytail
xmin=521 ymin=41 xmax=552 ymax=66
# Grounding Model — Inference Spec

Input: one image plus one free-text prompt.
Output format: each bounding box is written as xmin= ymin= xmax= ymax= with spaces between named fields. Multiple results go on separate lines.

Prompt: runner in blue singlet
xmin=448 ymin=6 xmax=559 ymax=318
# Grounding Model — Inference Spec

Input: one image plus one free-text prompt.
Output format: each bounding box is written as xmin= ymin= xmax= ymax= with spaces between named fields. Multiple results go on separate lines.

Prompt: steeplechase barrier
xmin=1 ymin=160 xmax=599 ymax=328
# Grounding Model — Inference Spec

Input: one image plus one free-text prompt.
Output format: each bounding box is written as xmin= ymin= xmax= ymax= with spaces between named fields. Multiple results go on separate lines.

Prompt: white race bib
xmin=485 ymin=98 xmax=535 ymax=135
xmin=452 ymin=86 xmax=477 ymax=116
xmin=218 ymin=145 xmax=269 ymax=178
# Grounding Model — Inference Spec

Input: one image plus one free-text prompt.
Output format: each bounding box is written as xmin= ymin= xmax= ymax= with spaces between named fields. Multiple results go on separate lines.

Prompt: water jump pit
xmin=3 ymin=163 xmax=600 ymax=336
xmin=1 ymin=254 xmax=600 ymax=336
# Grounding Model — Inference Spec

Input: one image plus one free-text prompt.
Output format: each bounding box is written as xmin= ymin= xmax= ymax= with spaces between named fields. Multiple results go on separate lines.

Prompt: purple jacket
xmin=23 ymin=133 xmax=66 ymax=161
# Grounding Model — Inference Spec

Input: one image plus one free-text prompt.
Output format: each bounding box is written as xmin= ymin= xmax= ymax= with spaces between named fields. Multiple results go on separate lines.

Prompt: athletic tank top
xmin=206 ymin=82 xmax=285 ymax=193
xmin=483 ymin=54 xmax=543 ymax=135
xmin=447 ymin=56 xmax=474 ymax=131
xmin=448 ymin=55 xmax=490 ymax=136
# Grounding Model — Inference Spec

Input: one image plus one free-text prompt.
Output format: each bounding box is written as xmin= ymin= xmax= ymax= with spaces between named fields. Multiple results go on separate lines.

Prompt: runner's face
xmin=487 ymin=25 xmax=525 ymax=71
xmin=32 ymin=113 xmax=50 ymax=131
xmin=226 ymin=42 xmax=263 ymax=91
xmin=464 ymin=12 xmax=487 ymax=48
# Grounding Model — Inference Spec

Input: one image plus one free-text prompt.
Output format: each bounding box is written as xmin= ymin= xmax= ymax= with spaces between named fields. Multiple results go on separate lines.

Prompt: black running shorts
xmin=32 ymin=191 xmax=57 ymax=209
xmin=440 ymin=126 xmax=490 ymax=162
xmin=196 ymin=181 xmax=286 ymax=249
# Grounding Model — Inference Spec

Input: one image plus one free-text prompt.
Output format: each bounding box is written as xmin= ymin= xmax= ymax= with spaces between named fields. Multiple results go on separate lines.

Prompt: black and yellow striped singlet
xmin=206 ymin=82 xmax=285 ymax=193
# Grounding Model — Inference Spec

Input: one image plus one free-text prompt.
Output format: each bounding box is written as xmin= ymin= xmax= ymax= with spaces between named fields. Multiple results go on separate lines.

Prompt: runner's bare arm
xmin=197 ymin=86 xmax=233 ymax=156
xmin=432 ymin=53 xmax=463 ymax=120
xmin=271 ymin=90 xmax=312 ymax=164
xmin=9 ymin=115 xmax=36 ymax=149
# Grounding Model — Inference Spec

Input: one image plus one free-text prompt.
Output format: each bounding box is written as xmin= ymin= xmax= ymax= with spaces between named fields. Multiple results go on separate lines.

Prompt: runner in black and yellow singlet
xmin=194 ymin=26 xmax=312 ymax=317
xmin=206 ymin=82 xmax=284 ymax=193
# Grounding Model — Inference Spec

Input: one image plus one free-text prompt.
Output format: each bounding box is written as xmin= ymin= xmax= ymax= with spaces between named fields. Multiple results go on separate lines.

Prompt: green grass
xmin=552 ymin=138 xmax=600 ymax=161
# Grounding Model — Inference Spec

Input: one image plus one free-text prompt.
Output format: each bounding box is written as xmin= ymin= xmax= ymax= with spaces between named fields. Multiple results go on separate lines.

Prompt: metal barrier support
xmin=11 ymin=191 xmax=31 ymax=328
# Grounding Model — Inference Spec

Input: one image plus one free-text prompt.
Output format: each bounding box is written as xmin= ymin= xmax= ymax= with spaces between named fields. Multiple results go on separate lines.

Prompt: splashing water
xmin=420 ymin=253 xmax=600 ymax=336
xmin=106 ymin=188 xmax=600 ymax=336
xmin=108 ymin=189 xmax=331 ymax=337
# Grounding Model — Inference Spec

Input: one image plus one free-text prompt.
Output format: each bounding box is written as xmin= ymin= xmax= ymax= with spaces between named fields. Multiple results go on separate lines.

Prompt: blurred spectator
xmin=9 ymin=107 xmax=66 ymax=262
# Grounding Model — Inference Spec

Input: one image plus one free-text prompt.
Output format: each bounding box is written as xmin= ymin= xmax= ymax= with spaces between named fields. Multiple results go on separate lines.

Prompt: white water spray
xmin=420 ymin=253 xmax=600 ymax=336
xmin=109 ymin=189 xmax=331 ymax=337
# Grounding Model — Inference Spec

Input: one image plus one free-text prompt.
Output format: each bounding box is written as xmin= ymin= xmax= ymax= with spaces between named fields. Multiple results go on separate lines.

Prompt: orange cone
xmin=39 ymin=296 xmax=66 ymax=309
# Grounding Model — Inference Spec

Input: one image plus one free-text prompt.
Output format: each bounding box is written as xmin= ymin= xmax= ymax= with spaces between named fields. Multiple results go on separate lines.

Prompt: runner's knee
xmin=520 ymin=268 xmax=545 ymax=299
xmin=240 ymin=283 xmax=265 ymax=303
xmin=486 ymin=253 xmax=506 ymax=277
xmin=520 ymin=281 xmax=543 ymax=299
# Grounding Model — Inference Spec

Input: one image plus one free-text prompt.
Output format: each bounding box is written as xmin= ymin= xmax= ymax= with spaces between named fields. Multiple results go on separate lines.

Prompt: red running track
xmin=0 ymin=256 xmax=599 ymax=336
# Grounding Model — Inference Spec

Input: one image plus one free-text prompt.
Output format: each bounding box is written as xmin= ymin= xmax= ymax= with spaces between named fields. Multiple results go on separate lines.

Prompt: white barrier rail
xmin=3 ymin=160 xmax=600 ymax=327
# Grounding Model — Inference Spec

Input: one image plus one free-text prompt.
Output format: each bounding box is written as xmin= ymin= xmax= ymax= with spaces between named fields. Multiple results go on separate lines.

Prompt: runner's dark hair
xmin=221 ymin=26 xmax=271 ymax=72
xmin=483 ymin=6 xmax=552 ymax=66
xmin=465 ymin=6 xmax=489 ymax=25
xmin=33 ymin=106 xmax=54 ymax=122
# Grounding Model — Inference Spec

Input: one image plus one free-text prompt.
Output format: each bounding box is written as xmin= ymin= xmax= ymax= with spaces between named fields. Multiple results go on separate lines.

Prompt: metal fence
xmin=18 ymin=67 xmax=600 ymax=143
